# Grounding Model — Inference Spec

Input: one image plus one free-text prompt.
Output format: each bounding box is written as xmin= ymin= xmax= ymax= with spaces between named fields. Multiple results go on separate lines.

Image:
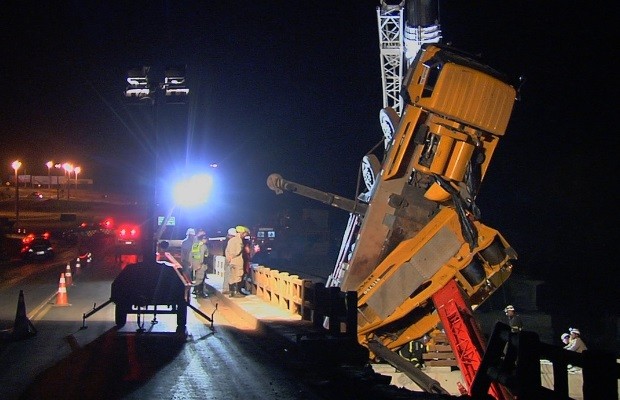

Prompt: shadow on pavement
xmin=18 ymin=328 xmax=186 ymax=400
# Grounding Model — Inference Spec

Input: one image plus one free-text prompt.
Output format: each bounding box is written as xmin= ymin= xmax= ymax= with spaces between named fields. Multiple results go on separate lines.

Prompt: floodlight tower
xmin=124 ymin=65 xmax=189 ymax=264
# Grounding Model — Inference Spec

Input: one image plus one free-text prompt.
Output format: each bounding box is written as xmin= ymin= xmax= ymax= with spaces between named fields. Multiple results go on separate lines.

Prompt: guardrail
xmin=250 ymin=265 xmax=308 ymax=315
xmin=213 ymin=255 xmax=225 ymax=278
xmin=212 ymin=255 xmax=311 ymax=317
xmin=212 ymin=255 xmax=361 ymax=339
xmin=471 ymin=322 xmax=620 ymax=399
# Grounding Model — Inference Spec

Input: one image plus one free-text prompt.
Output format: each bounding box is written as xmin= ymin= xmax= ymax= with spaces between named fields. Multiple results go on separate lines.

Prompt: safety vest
xmin=191 ymin=242 xmax=203 ymax=260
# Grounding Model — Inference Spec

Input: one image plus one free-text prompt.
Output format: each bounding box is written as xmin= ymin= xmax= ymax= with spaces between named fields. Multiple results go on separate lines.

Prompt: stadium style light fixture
xmin=164 ymin=65 xmax=189 ymax=103
xmin=125 ymin=66 xmax=152 ymax=102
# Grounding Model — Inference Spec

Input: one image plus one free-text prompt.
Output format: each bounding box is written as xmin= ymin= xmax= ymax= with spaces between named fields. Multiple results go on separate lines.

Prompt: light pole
xmin=12 ymin=160 xmax=21 ymax=228
xmin=74 ymin=166 xmax=81 ymax=190
xmin=46 ymin=161 xmax=53 ymax=189
xmin=54 ymin=163 xmax=62 ymax=199
xmin=62 ymin=163 xmax=73 ymax=199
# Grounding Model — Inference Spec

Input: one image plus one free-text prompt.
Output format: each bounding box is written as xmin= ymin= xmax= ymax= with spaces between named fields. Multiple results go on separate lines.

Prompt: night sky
xmin=1 ymin=2 xmax=616 ymax=350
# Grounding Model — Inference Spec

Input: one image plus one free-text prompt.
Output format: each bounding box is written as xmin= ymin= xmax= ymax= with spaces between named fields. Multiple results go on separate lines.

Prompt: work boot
xmin=239 ymin=285 xmax=251 ymax=296
xmin=191 ymin=280 xmax=201 ymax=296
xmin=222 ymin=284 xmax=231 ymax=295
xmin=230 ymin=283 xmax=245 ymax=298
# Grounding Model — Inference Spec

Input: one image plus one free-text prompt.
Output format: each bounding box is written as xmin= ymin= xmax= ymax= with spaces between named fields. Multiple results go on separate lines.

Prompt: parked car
xmin=117 ymin=224 xmax=140 ymax=246
xmin=115 ymin=223 xmax=141 ymax=260
xmin=21 ymin=234 xmax=54 ymax=261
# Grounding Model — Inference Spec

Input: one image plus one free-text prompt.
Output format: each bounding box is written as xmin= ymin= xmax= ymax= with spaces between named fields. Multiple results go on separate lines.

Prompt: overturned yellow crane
xmin=268 ymin=44 xmax=517 ymax=397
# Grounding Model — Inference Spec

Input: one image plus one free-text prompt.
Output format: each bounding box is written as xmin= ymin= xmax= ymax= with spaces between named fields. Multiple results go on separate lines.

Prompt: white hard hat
xmin=504 ymin=305 xmax=515 ymax=312
xmin=561 ymin=333 xmax=570 ymax=340
xmin=227 ymin=228 xmax=237 ymax=236
xmin=186 ymin=228 xmax=196 ymax=235
xmin=569 ymin=328 xmax=580 ymax=335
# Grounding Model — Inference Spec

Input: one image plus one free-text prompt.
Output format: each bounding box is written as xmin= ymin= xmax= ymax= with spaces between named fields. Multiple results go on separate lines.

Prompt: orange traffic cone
xmin=54 ymin=273 xmax=71 ymax=307
xmin=64 ymin=263 xmax=73 ymax=286
xmin=75 ymin=257 xmax=81 ymax=269
xmin=11 ymin=290 xmax=37 ymax=340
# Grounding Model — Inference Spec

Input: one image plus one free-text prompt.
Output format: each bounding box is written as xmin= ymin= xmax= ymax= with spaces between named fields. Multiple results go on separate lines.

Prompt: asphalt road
xmin=0 ymin=197 xmax=328 ymax=399
xmin=0 ymin=235 xmax=331 ymax=400
xmin=1 ymin=233 xmax=451 ymax=400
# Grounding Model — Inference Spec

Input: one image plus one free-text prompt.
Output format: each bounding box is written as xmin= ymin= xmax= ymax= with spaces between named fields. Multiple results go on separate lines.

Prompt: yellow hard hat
xmin=235 ymin=225 xmax=249 ymax=233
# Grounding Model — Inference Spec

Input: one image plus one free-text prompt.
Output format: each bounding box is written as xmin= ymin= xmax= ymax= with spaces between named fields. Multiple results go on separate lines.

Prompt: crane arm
xmin=267 ymin=173 xmax=368 ymax=215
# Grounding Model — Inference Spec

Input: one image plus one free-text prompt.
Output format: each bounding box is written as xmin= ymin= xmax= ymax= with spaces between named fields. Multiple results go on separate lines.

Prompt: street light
xmin=54 ymin=163 xmax=62 ymax=199
xmin=62 ymin=163 xmax=73 ymax=199
xmin=74 ymin=166 xmax=81 ymax=189
xmin=11 ymin=160 xmax=22 ymax=228
xmin=46 ymin=161 xmax=53 ymax=189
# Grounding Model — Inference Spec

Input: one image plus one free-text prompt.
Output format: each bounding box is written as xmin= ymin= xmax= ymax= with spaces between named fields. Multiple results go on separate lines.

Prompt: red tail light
xmin=118 ymin=226 xmax=139 ymax=239
xmin=22 ymin=234 xmax=35 ymax=244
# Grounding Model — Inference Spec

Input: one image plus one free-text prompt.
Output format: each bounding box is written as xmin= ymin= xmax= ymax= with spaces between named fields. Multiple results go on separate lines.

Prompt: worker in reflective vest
xmin=190 ymin=232 xmax=209 ymax=298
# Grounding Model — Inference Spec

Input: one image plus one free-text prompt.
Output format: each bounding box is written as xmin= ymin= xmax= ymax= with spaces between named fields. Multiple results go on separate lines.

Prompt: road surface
xmin=0 ymin=237 xmax=328 ymax=400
